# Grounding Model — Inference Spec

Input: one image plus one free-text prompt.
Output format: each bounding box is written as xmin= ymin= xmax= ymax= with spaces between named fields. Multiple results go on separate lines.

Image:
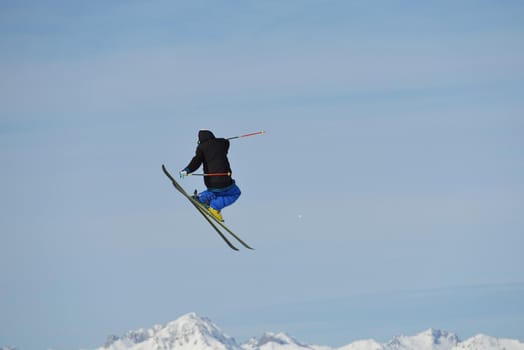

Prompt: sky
xmin=1 ymin=1 xmax=523 ymax=349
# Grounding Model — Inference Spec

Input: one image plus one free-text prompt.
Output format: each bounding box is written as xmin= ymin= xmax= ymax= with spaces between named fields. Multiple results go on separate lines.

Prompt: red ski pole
xmin=227 ymin=130 xmax=266 ymax=140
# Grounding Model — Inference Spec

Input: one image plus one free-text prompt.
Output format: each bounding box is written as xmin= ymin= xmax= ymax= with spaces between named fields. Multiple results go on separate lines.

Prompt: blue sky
xmin=1 ymin=1 xmax=523 ymax=349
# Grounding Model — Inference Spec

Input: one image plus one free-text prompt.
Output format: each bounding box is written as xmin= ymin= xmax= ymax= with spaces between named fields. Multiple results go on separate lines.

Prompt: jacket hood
xmin=198 ymin=130 xmax=215 ymax=143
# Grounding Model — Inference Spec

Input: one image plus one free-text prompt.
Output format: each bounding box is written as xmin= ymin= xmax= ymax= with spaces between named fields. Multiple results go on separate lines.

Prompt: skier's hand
xmin=179 ymin=170 xmax=188 ymax=179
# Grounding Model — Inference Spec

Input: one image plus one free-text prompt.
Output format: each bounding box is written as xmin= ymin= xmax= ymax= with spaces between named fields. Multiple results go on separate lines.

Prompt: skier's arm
xmin=184 ymin=147 xmax=204 ymax=173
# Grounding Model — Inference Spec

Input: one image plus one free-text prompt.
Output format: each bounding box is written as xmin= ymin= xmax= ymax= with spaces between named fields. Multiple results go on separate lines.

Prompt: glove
xmin=179 ymin=170 xmax=188 ymax=179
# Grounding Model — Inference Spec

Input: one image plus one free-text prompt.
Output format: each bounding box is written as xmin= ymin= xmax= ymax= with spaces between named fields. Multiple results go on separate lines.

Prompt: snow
xmin=243 ymin=332 xmax=316 ymax=350
xmin=337 ymin=340 xmax=383 ymax=350
xmin=99 ymin=312 xmax=242 ymax=350
xmin=384 ymin=329 xmax=460 ymax=350
xmin=83 ymin=313 xmax=524 ymax=350
xmin=451 ymin=334 xmax=524 ymax=350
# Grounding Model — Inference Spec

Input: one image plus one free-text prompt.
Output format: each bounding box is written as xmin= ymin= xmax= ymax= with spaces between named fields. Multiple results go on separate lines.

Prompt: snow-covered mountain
xmin=383 ymin=329 xmax=460 ymax=350
xmin=100 ymin=313 xmax=242 ymax=350
xmin=4 ymin=314 xmax=521 ymax=350
xmin=91 ymin=313 xmax=524 ymax=350
xmin=451 ymin=334 xmax=524 ymax=350
xmin=242 ymin=332 xmax=330 ymax=350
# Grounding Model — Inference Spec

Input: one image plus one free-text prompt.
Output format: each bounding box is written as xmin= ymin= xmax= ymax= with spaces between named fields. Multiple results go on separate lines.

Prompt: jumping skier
xmin=180 ymin=130 xmax=241 ymax=222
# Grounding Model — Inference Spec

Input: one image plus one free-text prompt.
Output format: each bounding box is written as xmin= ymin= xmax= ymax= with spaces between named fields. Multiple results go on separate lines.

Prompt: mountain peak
xmin=101 ymin=312 xmax=242 ymax=350
xmin=243 ymin=331 xmax=314 ymax=350
xmin=168 ymin=312 xmax=203 ymax=325
xmin=454 ymin=334 xmax=524 ymax=350
xmin=259 ymin=332 xmax=305 ymax=346
xmin=96 ymin=314 xmax=524 ymax=350
xmin=386 ymin=328 xmax=460 ymax=350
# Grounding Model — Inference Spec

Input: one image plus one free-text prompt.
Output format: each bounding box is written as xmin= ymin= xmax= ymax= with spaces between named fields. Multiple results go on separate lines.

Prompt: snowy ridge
xmin=92 ymin=313 xmax=524 ymax=350
xmin=243 ymin=332 xmax=322 ymax=350
xmin=337 ymin=340 xmax=383 ymax=350
xmin=17 ymin=312 xmax=516 ymax=350
xmin=5 ymin=314 xmax=521 ymax=350
xmin=99 ymin=312 xmax=242 ymax=350
xmin=384 ymin=329 xmax=460 ymax=350
xmin=451 ymin=334 xmax=524 ymax=350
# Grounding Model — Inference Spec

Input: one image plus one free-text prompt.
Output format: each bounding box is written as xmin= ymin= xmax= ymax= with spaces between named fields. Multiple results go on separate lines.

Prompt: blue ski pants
xmin=198 ymin=183 xmax=241 ymax=211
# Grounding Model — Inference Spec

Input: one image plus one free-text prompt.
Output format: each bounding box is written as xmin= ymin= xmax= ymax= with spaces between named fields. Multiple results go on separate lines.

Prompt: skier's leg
xmin=209 ymin=185 xmax=241 ymax=210
xmin=198 ymin=190 xmax=216 ymax=206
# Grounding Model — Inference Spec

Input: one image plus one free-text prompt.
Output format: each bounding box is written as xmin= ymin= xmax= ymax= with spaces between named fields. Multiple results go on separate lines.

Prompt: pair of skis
xmin=162 ymin=165 xmax=254 ymax=251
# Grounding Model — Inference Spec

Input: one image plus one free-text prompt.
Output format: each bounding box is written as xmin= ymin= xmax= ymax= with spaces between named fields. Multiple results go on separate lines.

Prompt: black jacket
xmin=185 ymin=130 xmax=234 ymax=189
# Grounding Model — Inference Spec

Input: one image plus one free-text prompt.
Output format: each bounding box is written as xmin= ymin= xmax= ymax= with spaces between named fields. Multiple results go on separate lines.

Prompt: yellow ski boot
xmin=208 ymin=207 xmax=224 ymax=222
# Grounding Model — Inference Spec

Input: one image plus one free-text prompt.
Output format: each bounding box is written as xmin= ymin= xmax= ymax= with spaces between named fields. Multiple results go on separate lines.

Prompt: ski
xmin=162 ymin=165 xmax=254 ymax=250
xmin=162 ymin=164 xmax=239 ymax=250
xmin=188 ymin=191 xmax=254 ymax=250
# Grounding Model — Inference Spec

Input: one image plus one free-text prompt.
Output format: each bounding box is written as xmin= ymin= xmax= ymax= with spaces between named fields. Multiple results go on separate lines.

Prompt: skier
xmin=180 ymin=130 xmax=241 ymax=222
